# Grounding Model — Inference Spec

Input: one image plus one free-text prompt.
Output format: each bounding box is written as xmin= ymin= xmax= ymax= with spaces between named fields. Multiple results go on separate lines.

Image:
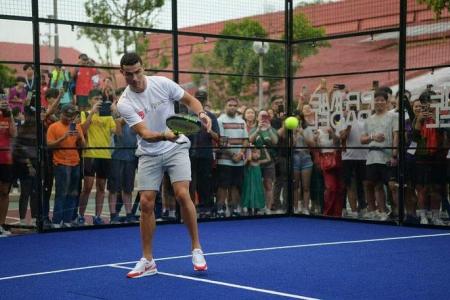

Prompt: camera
xmin=99 ymin=100 xmax=112 ymax=116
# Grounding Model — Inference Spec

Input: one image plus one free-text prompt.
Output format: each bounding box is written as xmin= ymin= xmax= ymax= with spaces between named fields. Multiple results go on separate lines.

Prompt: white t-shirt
xmin=362 ymin=111 xmax=398 ymax=165
xmin=117 ymin=76 xmax=186 ymax=156
xmin=338 ymin=119 xmax=368 ymax=161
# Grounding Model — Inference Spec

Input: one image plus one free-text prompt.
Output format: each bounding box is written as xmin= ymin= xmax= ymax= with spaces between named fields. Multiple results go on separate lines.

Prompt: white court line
xmin=132 ymin=232 xmax=450 ymax=263
xmin=1 ymin=232 xmax=449 ymax=282
xmin=110 ymin=264 xmax=319 ymax=300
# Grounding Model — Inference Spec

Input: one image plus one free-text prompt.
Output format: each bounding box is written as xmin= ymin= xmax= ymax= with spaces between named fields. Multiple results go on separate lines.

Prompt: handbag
xmin=320 ymin=151 xmax=340 ymax=171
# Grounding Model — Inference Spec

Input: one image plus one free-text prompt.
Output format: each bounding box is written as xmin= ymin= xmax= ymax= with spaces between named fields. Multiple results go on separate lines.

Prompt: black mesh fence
xmin=0 ymin=0 xmax=449 ymax=232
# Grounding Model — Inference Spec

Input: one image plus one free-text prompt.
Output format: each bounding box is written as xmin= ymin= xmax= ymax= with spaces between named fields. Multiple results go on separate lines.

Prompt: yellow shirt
xmin=81 ymin=111 xmax=116 ymax=159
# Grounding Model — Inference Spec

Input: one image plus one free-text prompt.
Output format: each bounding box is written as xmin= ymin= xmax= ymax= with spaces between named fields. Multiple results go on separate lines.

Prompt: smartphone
xmin=99 ymin=100 xmax=112 ymax=116
xmin=69 ymin=122 xmax=76 ymax=132
xmin=278 ymin=104 xmax=284 ymax=113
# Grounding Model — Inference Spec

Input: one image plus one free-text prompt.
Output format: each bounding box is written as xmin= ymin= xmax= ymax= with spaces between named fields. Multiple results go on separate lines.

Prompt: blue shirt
xmin=112 ymin=123 xmax=138 ymax=161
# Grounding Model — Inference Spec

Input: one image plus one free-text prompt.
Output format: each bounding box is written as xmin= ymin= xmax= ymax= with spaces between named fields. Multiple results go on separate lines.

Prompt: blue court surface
xmin=1 ymin=217 xmax=449 ymax=299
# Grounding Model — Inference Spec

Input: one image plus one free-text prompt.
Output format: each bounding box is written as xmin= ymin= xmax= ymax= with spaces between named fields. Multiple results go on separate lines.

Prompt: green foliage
xmin=0 ymin=64 xmax=16 ymax=90
xmin=290 ymin=12 xmax=329 ymax=60
xmin=79 ymin=0 xmax=165 ymax=67
xmin=212 ymin=19 xmax=286 ymax=98
xmin=418 ymin=0 xmax=450 ymax=17
xmin=191 ymin=14 xmax=327 ymax=108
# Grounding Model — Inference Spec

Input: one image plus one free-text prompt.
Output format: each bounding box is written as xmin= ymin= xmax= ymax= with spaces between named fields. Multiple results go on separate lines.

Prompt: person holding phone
xmin=412 ymin=92 xmax=446 ymax=225
xmin=249 ymin=110 xmax=279 ymax=214
xmin=50 ymin=58 xmax=73 ymax=105
xmin=46 ymin=104 xmax=85 ymax=227
xmin=0 ymin=98 xmax=17 ymax=236
xmin=7 ymin=76 xmax=28 ymax=114
xmin=78 ymin=89 xmax=117 ymax=225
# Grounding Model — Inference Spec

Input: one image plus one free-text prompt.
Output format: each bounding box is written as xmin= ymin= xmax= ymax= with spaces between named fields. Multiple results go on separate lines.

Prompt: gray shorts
xmin=137 ymin=142 xmax=191 ymax=191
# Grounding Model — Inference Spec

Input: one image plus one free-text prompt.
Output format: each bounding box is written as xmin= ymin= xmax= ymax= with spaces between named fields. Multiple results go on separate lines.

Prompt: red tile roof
xmin=0 ymin=42 xmax=82 ymax=77
xmin=145 ymin=0 xmax=450 ymax=97
xmin=0 ymin=42 xmax=81 ymax=64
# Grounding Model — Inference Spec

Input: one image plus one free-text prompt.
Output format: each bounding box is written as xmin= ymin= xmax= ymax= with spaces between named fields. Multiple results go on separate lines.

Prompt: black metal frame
xmin=2 ymin=0 xmax=448 ymax=232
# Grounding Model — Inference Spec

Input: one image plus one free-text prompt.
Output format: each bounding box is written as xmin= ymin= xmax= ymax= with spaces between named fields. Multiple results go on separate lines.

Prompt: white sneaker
xmin=0 ymin=225 xmax=11 ymax=236
xmin=127 ymin=258 xmax=157 ymax=278
xmin=346 ymin=211 xmax=358 ymax=219
xmin=362 ymin=211 xmax=376 ymax=219
xmin=431 ymin=217 xmax=445 ymax=226
xmin=420 ymin=215 xmax=429 ymax=225
xmin=377 ymin=212 xmax=389 ymax=221
xmin=192 ymin=248 xmax=207 ymax=271
xmin=301 ymin=208 xmax=310 ymax=215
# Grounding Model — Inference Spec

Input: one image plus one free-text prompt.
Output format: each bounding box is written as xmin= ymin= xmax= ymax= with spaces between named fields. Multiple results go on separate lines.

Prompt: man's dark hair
xmin=16 ymin=76 xmax=26 ymax=84
xmin=378 ymin=86 xmax=392 ymax=96
xmin=271 ymin=95 xmax=284 ymax=103
xmin=120 ymin=52 xmax=143 ymax=68
xmin=195 ymin=90 xmax=208 ymax=102
xmin=23 ymin=64 xmax=34 ymax=71
xmin=419 ymin=90 xmax=437 ymax=103
xmin=226 ymin=97 xmax=239 ymax=104
xmin=45 ymin=88 xmax=59 ymax=100
xmin=53 ymin=58 xmax=63 ymax=65
xmin=374 ymin=89 xmax=389 ymax=101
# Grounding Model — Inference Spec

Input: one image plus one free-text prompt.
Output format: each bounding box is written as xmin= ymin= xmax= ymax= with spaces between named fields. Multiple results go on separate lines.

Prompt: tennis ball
xmin=284 ymin=116 xmax=299 ymax=130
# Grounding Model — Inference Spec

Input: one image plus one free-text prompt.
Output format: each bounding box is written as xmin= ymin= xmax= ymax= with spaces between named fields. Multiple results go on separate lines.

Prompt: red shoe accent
xmin=194 ymin=264 xmax=208 ymax=271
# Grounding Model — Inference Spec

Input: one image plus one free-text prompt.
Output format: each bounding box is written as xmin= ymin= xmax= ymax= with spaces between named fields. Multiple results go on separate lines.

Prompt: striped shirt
xmin=217 ymin=113 xmax=248 ymax=166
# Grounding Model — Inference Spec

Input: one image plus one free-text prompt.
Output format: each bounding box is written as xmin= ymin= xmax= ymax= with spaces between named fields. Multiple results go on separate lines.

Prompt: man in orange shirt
xmin=47 ymin=104 xmax=85 ymax=228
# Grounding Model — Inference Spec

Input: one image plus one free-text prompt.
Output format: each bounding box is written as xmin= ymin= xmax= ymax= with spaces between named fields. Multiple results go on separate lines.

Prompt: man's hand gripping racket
xmin=165 ymin=113 xmax=211 ymax=144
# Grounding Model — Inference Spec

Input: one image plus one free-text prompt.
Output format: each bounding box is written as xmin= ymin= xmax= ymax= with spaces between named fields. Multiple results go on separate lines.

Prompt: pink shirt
xmin=0 ymin=114 xmax=13 ymax=164
xmin=8 ymin=87 xmax=27 ymax=113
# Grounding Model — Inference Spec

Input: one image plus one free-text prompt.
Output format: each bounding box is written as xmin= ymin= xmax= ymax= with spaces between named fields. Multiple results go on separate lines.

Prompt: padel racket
xmin=166 ymin=114 xmax=202 ymax=143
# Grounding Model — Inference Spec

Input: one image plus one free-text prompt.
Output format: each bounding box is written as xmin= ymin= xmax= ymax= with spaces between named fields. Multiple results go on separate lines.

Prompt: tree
xmin=418 ymin=0 xmax=450 ymax=17
xmin=191 ymin=14 xmax=327 ymax=107
xmin=0 ymin=64 xmax=16 ymax=90
xmin=290 ymin=12 xmax=329 ymax=65
xmin=79 ymin=0 xmax=165 ymax=67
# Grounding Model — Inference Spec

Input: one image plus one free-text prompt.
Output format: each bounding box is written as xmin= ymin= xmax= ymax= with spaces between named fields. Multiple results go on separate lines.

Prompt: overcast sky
xmin=0 ymin=0 xmax=320 ymax=64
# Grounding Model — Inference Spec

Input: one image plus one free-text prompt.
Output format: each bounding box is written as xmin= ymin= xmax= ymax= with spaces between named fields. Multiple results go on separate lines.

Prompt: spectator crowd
xmin=0 ymin=57 xmax=449 ymax=236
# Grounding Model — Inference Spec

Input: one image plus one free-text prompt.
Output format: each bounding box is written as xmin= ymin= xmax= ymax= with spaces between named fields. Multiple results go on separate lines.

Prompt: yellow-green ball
xmin=284 ymin=116 xmax=299 ymax=130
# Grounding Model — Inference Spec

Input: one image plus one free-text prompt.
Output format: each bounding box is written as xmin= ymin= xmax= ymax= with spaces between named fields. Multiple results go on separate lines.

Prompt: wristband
xmin=161 ymin=131 xmax=167 ymax=141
